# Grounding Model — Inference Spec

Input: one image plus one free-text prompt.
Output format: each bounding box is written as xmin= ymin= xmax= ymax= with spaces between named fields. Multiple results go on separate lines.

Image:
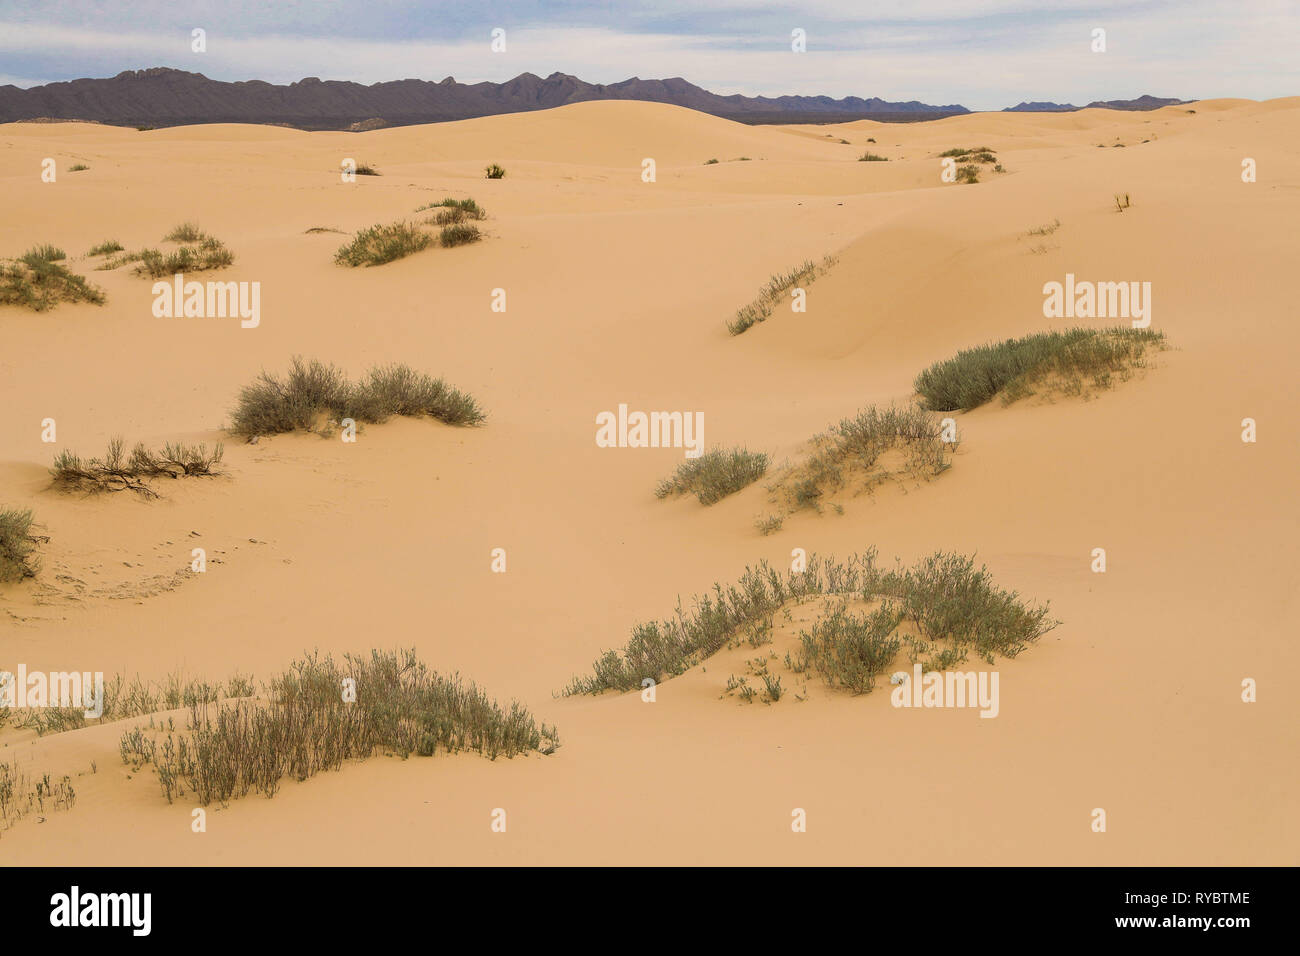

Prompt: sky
xmin=0 ymin=1 xmax=1296 ymax=110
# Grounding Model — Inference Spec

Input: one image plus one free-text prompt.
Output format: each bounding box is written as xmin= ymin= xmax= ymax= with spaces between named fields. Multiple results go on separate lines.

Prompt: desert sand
xmin=1 ymin=97 xmax=1296 ymax=864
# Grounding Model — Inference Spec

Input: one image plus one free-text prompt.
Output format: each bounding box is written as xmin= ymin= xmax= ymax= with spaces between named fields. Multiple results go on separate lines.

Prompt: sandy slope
xmin=1 ymin=98 xmax=1296 ymax=864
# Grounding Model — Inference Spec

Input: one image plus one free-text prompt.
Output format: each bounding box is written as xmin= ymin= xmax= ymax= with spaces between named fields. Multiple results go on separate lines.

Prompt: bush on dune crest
xmin=914 ymin=326 xmax=1167 ymax=411
xmin=120 ymin=648 xmax=559 ymax=806
xmin=230 ymin=357 xmax=486 ymax=437
xmin=0 ymin=249 xmax=105 ymax=311
xmin=656 ymin=448 xmax=769 ymax=505
xmin=562 ymin=549 xmax=1055 ymax=696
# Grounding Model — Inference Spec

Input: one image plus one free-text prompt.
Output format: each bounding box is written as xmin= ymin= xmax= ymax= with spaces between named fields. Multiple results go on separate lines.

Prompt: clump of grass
xmin=866 ymin=137 xmax=876 ymax=143
xmin=87 ymin=239 xmax=124 ymax=256
xmin=67 ymin=163 xmax=89 ymax=172
xmin=50 ymin=438 xmax=224 ymax=498
xmin=704 ymin=158 xmax=720 ymax=165
xmin=132 ymin=236 xmax=234 ymax=278
xmin=858 ymin=152 xmax=888 ymax=162
xmin=0 ymin=508 xmax=40 ymax=582
xmin=11 ymin=669 xmax=255 ymax=737
xmin=755 ymin=514 xmax=783 ymax=535
xmin=913 ymin=326 xmax=1167 ymax=411
xmin=485 ymin=163 xmax=507 ymax=179
xmin=772 ymin=404 xmax=951 ymax=514
xmin=416 ymin=197 xmax=487 ymax=224
xmin=1025 ymin=219 xmax=1061 ymax=237
xmin=439 ymin=223 xmax=482 ymax=247
xmin=728 ymin=254 xmax=837 ymax=335
xmin=0 ymin=254 xmax=105 ymax=311
xmin=334 ymin=221 xmax=433 ymax=267
xmin=1114 ymin=193 xmax=1131 ymax=212
xmin=25 ymin=244 xmax=64 ymax=262
xmin=229 ymin=357 xmax=485 ymax=437
xmin=562 ymin=552 xmax=870 ymax=695
xmin=0 ymin=760 xmax=75 ymax=833
xmin=792 ymin=551 xmax=1056 ymax=692
xmin=162 ymin=222 xmax=207 ymax=242
xmin=563 ymin=548 xmax=1056 ymax=696
xmin=956 ymin=164 xmax=980 ymax=184
xmin=121 ymin=649 xmax=558 ymax=806
xmin=304 ymin=226 xmax=345 ymax=234
xmin=354 ymin=163 xmax=380 ymax=176
xmin=655 ymin=448 xmax=768 ymax=505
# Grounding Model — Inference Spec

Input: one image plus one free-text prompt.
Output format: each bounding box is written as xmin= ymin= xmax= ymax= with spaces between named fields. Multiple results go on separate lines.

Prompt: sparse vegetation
xmin=416 ymin=197 xmax=487 ymax=225
xmin=133 ymin=236 xmax=234 ymax=278
xmin=485 ymin=163 xmax=507 ymax=179
xmin=563 ymin=548 xmax=1055 ymax=696
xmin=914 ymin=326 xmax=1167 ymax=411
xmin=956 ymin=164 xmax=980 ymax=184
xmin=655 ymin=448 xmax=769 ymax=505
xmin=1114 ymin=193 xmax=1131 ymax=212
xmin=87 ymin=239 xmax=124 ymax=256
xmin=770 ymin=404 xmax=951 ymax=515
xmin=1026 ymin=219 xmax=1061 ymax=237
xmin=439 ymin=223 xmax=482 ymax=247
xmin=304 ymin=226 xmax=346 ymax=234
xmin=334 ymin=221 xmax=433 ymax=267
xmin=67 ymin=163 xmax=89 ymax=172
xmin=0 ymin=508 xmax=40 ymax=582
xmin=0 ymin=759 xmax=75 ymax=833
xmin=705 ymin=158 xmax=719 ymax=165
xmin=0 ymin=251 xmax=105 ymax=311
xmin=354 ymin=163 xmax=380 ymax=176
xmin=121 ymin=649 xmax=558 ymax=806
xmin=858 ymin=152 xmax=888 ymax=162
xmin=163 ymin=222 xmax=206 ymax=242
xmin=728 ymin=255 xmax=837 ymax=335
xmin=50 ymin=438 xmax=224 ymax=498
xmin=229 ymin=357 xmax=486 ymax=438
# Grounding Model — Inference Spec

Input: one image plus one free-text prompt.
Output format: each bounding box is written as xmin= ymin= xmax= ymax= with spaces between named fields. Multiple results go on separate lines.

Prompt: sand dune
xmin=1 ymin=98 xmax=1296 ymax=864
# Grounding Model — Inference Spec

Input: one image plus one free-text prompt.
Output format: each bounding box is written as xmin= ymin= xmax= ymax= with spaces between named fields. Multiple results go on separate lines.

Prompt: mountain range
xmin=0 ymin=68 xmax=1189 ymax=130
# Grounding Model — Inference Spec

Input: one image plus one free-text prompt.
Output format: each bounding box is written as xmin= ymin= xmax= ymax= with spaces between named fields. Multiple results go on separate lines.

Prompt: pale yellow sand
xmin=0 ymin=98 xmax=1296 ymax=864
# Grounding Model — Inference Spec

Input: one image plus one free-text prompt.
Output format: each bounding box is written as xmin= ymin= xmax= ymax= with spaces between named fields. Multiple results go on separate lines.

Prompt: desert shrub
xmin=728 ymin=255 xmax=836 ymax=335
xmin=656 ymin=448 xmax=768 ymax=505
xmin=564 ymin=548 xmax=1055 ymax=696
xmin=87 ymin=239 xmax=124 ymax=256
xmin=956 ymin=164 xmax=980 ymax=184
xmin=334 ymin=221 xmax=433 ymax=267
xmin=1115 ymin=193 xmax=1131 ymax=212
xmin=0 ymin=760 xmax=75 ymax=833
xmin=913 ymin=327 xmax=1167 ymax=411
xmin=354 ymin=163 xmax=380 ymax=176
xmin=484 ymin=163 xmax=506 ymax=179
xmin=133 ymin=236 xmax=234 ymax=278
xmin=229 ymin=357 xmax=485 ymax=437
xmin=439 ymin=223 xmax=482 ymax=247
xmin=50 ymin=438 xmax=223 ymax=498
xmin=772 ymin=404 xmax=951 ymax=514
xmin=163 ymin=222 xmax=206 ymax=242
xmin=121 ymin=649 xmax=558 ymax=805
xmin=67 ymin=163 xmax=89 ymax=172
xmin=25 ymin=244 xmax=65 ymax=262
xmin=0 ymin=255 xmax=105 ymax=311
xmin=705 ymin=158 xmax=719 ymax=165
xmin=0 ymin=508 xmax=40 ymax=582
xmin=1026 ymin=219 xmax=1061 ymax=237
xmin=858 ymin=152 xmax=888 ymax=162
xmin=416 ymin=197 xmax=486 ymax=222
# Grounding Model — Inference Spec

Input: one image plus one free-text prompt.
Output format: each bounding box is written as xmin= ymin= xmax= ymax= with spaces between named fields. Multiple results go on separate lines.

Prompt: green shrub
xmin=728 ymin=255 xmax=836 ymax=335
xmin=162 ymin=222 xmax=206 ymax=242
xmin=0 ymin=508 xmax=40 ymax=582
xmin=439 ymin=223 xmax=482 ymax=247
xmin=858 ymin=152 xmax=888 ymax=162
xmin=133 ymin=236 xmax=234 ymax=278
xmin=229 ymin=357 xmax=485 ymax=437
xmin=913 ymin=326 xmax=1167 ymax=411
xmin=25 ymin=244 xmax=65 ymax=262
xmin=87 ymin=239 xmax=124 ymax=256
xmin=656 ymin=448 xmax=768 ymax=505
xmin=0 ymin=255 xmax=105 ymax=311
xmin=334 ymin=221 xmax=433 ymax=267
xmin=485 ymin=163 xmax=506 ymax=179
xmin=121 ymin=648 xmax=558 ymax=805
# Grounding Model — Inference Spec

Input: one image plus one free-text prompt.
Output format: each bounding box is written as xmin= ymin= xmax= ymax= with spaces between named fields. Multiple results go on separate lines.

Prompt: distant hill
xmin=1005 ymin=94 xmax=1190 ymax=113
xmin=0 ymin=68 xmax=972 ymax=130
